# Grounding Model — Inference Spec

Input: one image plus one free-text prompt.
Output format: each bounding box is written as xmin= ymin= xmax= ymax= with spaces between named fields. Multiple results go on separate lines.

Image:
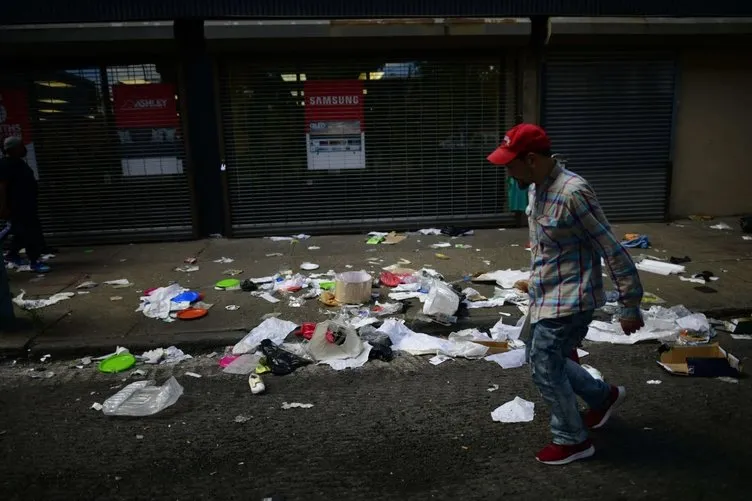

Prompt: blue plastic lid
xmin=172 ymin=291 xmax=200 ymax=303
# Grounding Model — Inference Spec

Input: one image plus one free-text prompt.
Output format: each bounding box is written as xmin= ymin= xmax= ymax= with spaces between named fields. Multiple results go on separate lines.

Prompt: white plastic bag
xmin=102 ymin=377 xmax=183 ymax=417
xmin=422 ymin=280 xmax=460 ymax=316
xmin=491 ymin=396 xmax=535 ymax=423
xmin=232 ymin=317 xmax=298 ymax=355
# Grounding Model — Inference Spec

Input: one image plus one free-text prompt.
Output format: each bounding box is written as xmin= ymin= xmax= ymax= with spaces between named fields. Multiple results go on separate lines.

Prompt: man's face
xmin=505 ymin=153 xmax=535 ymax=188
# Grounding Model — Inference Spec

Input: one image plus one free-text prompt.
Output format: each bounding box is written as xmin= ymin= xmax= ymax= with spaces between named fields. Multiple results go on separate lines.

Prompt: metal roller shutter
xmin=542 ymin=51 xmax=676 ymax=222
xmin=219 ymin=57 xmax=516 ymax=235
xmin=1 ymin=63 xmax=194 ymax=244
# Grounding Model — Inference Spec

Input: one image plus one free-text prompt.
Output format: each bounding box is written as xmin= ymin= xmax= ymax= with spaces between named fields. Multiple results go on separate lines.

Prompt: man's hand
xmin=620 ymin=317 xmax=644 ymax=335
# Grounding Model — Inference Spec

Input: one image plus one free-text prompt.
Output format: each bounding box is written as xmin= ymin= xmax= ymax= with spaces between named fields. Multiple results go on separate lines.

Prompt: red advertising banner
xmin=0 ymin=89 xmax=32 ymax=144
xmin=304 ymin=80 xmax=364 ymax=131
xmin=112 ymin=83 xmax=179 ymax=129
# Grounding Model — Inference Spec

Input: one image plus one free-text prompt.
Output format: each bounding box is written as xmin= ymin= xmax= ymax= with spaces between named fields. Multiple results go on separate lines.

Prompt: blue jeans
xmin=528 ymin=311 xmax=610 ymax=445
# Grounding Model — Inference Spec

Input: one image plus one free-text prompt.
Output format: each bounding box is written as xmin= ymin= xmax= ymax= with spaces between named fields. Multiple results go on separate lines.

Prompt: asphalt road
xmin=1 ymin=338 xmax=751 ymax=501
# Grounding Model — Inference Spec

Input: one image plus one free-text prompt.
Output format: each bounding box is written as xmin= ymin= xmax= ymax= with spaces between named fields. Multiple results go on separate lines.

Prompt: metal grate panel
xmin=219 ymin=57 xmax=516 ymax=236
xmin=7 ymin=0 xmax=752 ymax=25
xmin=542 ymin=51 xmax=676 ymax=222
xmin=0 ymin=64 xmax=194 ymax=244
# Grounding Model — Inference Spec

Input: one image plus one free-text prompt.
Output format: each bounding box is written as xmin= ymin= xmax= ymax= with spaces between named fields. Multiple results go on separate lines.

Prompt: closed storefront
xmin=542 ymin=51 xmax=676 ymax=221
xmin=0 ymin=62 xmax=194 ymax=244
xmin=218 ymin=56 xmax=518 ymax=235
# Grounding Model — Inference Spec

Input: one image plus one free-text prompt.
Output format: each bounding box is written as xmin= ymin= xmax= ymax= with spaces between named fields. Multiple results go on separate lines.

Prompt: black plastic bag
xmin=740 ymin=215 xmax=752 ymax=234
xmin=368 ymin=342 xmax=394 ymax=362
xmin=259 ymin=339 xmax=311 ymax=375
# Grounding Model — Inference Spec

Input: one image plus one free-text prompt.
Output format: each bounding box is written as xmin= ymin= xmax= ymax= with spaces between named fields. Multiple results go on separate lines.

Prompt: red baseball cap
xmin=487 ymin=123 xmax=551 ymax=166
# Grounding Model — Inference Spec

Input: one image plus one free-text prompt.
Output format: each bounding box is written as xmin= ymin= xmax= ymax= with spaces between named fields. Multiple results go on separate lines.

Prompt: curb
xmin=8 ymin=306 xmax=752 ymax=361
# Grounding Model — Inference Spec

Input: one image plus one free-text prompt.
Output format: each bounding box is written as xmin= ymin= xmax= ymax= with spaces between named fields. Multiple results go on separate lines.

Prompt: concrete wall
xmin=671 ymin=48 xmax=752 ymax=217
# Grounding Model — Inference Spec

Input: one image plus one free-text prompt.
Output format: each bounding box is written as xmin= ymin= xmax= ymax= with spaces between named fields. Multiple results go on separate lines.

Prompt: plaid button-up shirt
xmin=526 ymin=162 xmax=643 ymax=324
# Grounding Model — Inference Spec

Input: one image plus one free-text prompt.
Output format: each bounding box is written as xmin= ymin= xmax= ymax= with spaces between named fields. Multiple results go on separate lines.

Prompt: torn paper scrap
xmin=710 ymin=222 xmax=733 ymax=230
xmin=104 ymin=279 xmax=133 ymax=288
xmin=429 ymin=354 xmax=453 ymax=366
xmin=232 ymin=317 xmax=298 ymax=355
xmin=256 ymin=292 xmax=280 ymax=304
xmin=646 ymin=380 xmax=662 ymax=385
xmin=281 ymin=402 xmax=314 ymax=409
xmin=485 ymin=349 xmax=527 ymax=369
xmin=487 ymin=384 xmax=499 ymax=392
xmin=13 ymin=291 xmax=74 ymax=310
xmin=213 ymin=257 xmax=234 ymax=264
xmin=474 ymin=269 xmax=530 ymax=289
xmin=319 ymin=343 xmax=372 ymax=371
xmin=635 ymin=259 xmax=685 ymax=276
xmin=491 ymin=397 xmax=535 ymax=423
xmin=576 ymin=348 xmax=589 ymax=359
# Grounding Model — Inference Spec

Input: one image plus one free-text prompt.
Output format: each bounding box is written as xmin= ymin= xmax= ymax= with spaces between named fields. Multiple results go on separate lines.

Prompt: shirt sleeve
xmin=567 ymin=187 xmax=644 ymax=320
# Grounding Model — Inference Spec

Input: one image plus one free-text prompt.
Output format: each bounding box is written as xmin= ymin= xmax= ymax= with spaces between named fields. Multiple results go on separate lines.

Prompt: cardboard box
xmin=657 ymin=343 xmax=742 ymax=377
xmin=470 ymin=340 xmax=510 ymax=355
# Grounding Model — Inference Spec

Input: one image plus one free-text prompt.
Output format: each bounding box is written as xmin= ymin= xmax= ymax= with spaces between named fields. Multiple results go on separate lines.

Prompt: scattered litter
xmin=473 ymin=269 xmax=530 ymax=289
xmin=104 ymin=279 xmax=133 ymax=288
xmin=184 ymin=372 xmax=202 ymax=378
xmin=220 ymin=353 xmax=261 ymax=376
xmin=234 ymin=415 xmax=252 ymax=423
xmin=647 ymin=380 xmax=662 ymax=385
xmin=136 ymin=435 xmax=144 ymax=440
xmin=184 ymin=257 xmax=197 ymax=264
xmin=138 ymin=284 xmax=189 ymax=320
xmin=80 ymin=356 xmax=92 ymax=366
xmin=174 ymin=265 xmax=199 ymax=273
xmin=213 ymin=257 xmax=234 ymax=264
xmin=101 ymin=377 xmax=184 ymax=417
xmin=658 ymin=343 xmax=741 ymax=377
xmin=76 ymin=281 xmax=98 ymax=290
xmin=13 ymin=291 xmax=74 ymax=310
xmin=485 ymin=349 xmax=526 ymax=369
xmin=268 ymin=234 xmax=310 ymax=242
xmin=382 ymin=231 xmax=407 ymax=245
xmin=215 ymin=278 xmax=241 ymax=290
xmin=430 ymin=242 xmax=452 ymax=249
xmin=710 ymin=222 xmax=733 ymax=230
xmin=669 ymin=256 xmax=692 ymax=265
xmin=743 ymin=236 xmax=752 ymax=241
xmin=110 ymin=296 xmax=123 ymax=301
xmin=225 ymin=305 xmax=240 ymax=311
xmin=28 ymin=370 xmax=55 ymax=379
xmin=621 ymin=234 xmax=650 ymax=249
xmin=40 ymin=354 xmax=51 ymax=363
xmin=418 ymin=228 xmax=442 ymax=235
xmin=487 ymin=384 xmax=499 ymax=392
xmin=723 ymin=317 xmax=752 ymax=334
xmin=435 ymin=253 xmax=450 ymax=260
xmin=281 ymin=402 xmax=314 ymax=409
xmin=300 ymin=262 xmax=320 ymax=271
xmin=232 ymin=317 xmax=298 ymax=355
xmin=98 ymin=353 xmax=137 ymax=373
xmin=131 ymin=369 xmax=147 ymax=377
xmin=257 ymin=292 xmax=280 ymax=304
xmin=222 ymin=269 xmax=244 ymax=276
xmin=587 ymin=305 xmax=703 ymax=345
xmin=491 ymin=397 xmax=535 ymax=423
xmin=91 ymin=403 xmax=103 ymax=411
xmin=260 ymin=340 xmax=312 ymax=375
xmin=308 ymin=246 xmax=320 ymax=250
xmin=266 ymin=253 xmax=284 ymax=257
xmin=718 ymin=377 xmax=739 ymax=384
xmin=141 ymin=346 xmax=192 ymax=365
xmin=635 ymin=259 xmax=685 ymax=276
xmin=429 ymin=354 xmax=452 ymax=366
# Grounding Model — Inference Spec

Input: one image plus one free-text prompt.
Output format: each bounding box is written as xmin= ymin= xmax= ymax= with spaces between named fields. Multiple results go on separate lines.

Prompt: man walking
xmin=0 ymin=136 xmax=50 ymax=273
xmin=487 ymin=124 xmax=644 ymax=465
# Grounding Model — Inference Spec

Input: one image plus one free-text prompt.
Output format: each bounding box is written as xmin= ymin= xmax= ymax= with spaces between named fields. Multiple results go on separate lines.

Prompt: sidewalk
xmin=2 ymin=218 xmax=751 ymax=357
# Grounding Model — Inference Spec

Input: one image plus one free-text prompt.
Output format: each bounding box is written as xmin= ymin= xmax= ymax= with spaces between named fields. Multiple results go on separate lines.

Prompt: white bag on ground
xmin=491 ymin=396 xmax=535 ymax=423
xmin=422 ymin=280 xmax=460 ymax=316
xmin=102 ymin=377 xmax=183 ymax=417
xmin=307 ymin=321 xmax=364 ymax=362
xmin=232 ymin=317 xmax=298 ymax=355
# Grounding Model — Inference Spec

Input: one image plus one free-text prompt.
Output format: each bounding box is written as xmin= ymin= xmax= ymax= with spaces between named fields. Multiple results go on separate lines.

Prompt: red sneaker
xmin=583 ymin=385 xmax=626 ymax=430
xmin=535 ymin=440 xmax=595 ymax=465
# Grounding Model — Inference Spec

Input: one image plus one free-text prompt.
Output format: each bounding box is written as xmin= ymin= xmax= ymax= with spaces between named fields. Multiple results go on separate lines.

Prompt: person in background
xmin=0 ymin=136 xmax=50 ymax=273
xmin=487 ymin=123 xmax=644 ymax=465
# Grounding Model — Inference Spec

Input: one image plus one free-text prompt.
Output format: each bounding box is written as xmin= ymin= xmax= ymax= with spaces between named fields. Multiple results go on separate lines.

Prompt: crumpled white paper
xmin=379 ymin=319 xmax=490 ymax=358
xmin=490 ymin=316 xmax=526 ymax=341
xmin=491 ymin=396 xmax=535 ymax=423
xmin=474 ymin=269 xmax=530 ymax=289
xmin=418 ymin=228 xmax=442 ymax=235
xmin=137 ymin=284 xmax=186 ymax=320
xmin=232 ymin=317 xmax=298 ymax=355
xmin=141 ymin=346 xmax=192 ymax=365
xmin=281 ymin=402 xmax=314 ymax=409
xmin=485 ymin=348 xmax=527 ymax=369
xmin=13 ymin=290 xmax=74 ymax=310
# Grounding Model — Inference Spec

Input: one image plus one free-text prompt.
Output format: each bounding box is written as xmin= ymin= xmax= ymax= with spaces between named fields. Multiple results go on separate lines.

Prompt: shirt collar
xmin=535 ymin=160 xmax=564 ymax=193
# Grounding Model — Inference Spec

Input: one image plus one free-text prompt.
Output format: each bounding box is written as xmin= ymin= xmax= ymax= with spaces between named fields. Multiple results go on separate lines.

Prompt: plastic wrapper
xmin=102 ymin=377 xmax=184 ymax=417
xmin=422 ymin=280 xmax=460 ymax=316
xmin=259 ymin=339 xmax=311 ymax=375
